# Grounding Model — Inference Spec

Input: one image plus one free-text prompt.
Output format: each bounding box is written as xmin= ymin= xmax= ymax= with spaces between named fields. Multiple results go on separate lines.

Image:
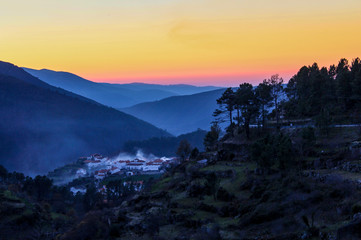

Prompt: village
xmin=69 ymin=153 xmax=178 ymax=195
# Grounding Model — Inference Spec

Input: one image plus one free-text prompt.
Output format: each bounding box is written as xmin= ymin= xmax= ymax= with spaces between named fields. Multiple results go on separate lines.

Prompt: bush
xmin=197 ymin=203 xmax=218 ymax=213
xmin=352 ymin=203 xmax=361 ymax=214
xmin=216 ymin=187 xmax=235 ymax=202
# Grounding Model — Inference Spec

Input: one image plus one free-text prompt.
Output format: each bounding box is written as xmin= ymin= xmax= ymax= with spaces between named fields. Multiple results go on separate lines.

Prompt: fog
xmin=111 ymin=149 xmax=158 ymax=162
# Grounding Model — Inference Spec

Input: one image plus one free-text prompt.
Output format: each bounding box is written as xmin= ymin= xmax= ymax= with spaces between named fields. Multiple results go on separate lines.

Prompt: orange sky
xmin=1 ymin=0 xmax=361 ymax=86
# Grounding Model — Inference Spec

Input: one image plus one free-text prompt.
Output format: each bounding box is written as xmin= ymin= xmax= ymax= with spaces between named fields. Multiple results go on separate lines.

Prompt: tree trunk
xmin=237 ymin=108 xmax=240 ymax=127
xmin=245 ymin=118 xmax=250 ymax=139
xmin=262 ymin=104 xmax=266 ymax=130
xmin=275 ymin=96 xmax=280 ymax=130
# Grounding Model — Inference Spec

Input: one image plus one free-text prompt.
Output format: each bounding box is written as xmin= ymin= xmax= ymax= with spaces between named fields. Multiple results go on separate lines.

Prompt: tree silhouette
xmin=204 ymin=123 xmax=221 ymax=151
xmin=266 ymin=74 xmax=284 ymax=129
xmin=235 ymin=83 xmax=259 ymax=139
xmin=255 ymin=80 xmax=272 ymax=129
xmin=176 ymin=140 xmax=192 ymax=161
xmin=213 ymin=88 xmax=235 ymax=125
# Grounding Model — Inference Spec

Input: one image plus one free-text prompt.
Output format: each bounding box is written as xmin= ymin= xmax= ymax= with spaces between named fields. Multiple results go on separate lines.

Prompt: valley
xmin=2 ymin=58 xmax=361 ymax=239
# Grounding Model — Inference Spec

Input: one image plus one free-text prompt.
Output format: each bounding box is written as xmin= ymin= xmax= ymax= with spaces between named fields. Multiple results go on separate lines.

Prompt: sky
xmin=1 ymin=0 xmax=361 ymax=86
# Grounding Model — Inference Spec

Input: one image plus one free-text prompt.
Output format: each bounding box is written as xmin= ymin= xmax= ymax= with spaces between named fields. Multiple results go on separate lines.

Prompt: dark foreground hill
xmin=0 ymin=62 xmax=170 ymax=175
xmin=23 ymin=68 xmax=220 ymax=108
xmin=56 ymin=126 xmax=361 ymax=240
xmin=122 ymin=89 xmax=226 ymax=135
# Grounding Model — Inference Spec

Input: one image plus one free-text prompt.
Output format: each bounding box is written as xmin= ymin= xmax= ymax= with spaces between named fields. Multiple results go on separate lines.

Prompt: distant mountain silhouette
xmin=0 ymin=62 xmax=170 ymax=175
xmin=122 ymin=89 xmax=226 ymax=135
xmin=103 ymin=82 xmax=221 ymax=95
xmin=23 ymin=68 xmax=220 ymax=108
xmin=0 ymin=62 xmax=95 ymax=104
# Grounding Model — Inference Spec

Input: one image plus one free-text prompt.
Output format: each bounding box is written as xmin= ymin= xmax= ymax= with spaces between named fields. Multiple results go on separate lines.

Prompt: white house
xmin=94 ymin=169 xmax=108 ymax=180
xmin=143 ymin=162 xmax=162 ymax=171
xmin=110 ymin=166 xmax=121 ymax=175
xmin=126 ymin=162 xmax=144 ymax=170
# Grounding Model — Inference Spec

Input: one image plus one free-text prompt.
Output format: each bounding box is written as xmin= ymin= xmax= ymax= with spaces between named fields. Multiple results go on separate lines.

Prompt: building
xmin=94 ymin=169 xmax=109 ymax=180
xmin=110 ymin=166 xmax=121 ymax=174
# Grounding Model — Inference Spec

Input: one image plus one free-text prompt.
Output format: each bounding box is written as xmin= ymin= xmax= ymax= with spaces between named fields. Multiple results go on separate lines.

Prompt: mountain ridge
xmin=1 ymin=61 xmax=171 ymax=175
xmin=122 ymin=88 xmax=226 ymax=135
xmin=22 ymin=67 xmax=221 ymax=108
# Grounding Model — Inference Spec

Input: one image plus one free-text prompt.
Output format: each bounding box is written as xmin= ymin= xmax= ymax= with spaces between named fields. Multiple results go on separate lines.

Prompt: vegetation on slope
xmin=123 ymin=129 xmax=207 ymax=156
xmin=3 ymin=58 xmax=361 ymax=239
xmin=0 ymin=61 xmax=170 ymax=175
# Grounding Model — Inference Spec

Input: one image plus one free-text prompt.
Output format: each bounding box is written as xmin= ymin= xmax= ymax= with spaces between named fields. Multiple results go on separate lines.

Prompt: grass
xmin=159 ymin=225 xmax=181 ymax=239
xmin=311 ymin=169 xmax=361 ymax=182
xmin=51 ymin=212 xmax=69 ymax=220
xmin=202 ymin=161 xmax=256 ymax=194
xmin=151 ymin=176 xmax=172 ymax=192
xmin=216 ymin=216 xmax=239 ymax=228
xmin=201 ymin=161 xmax=256 ymax=173
xmin=102 ymin=173 xmax=162 ymax=185
xmin=202 ymin=195 xmax=228 ymax=208
xmin=191 ymin=209 xmax=217 ymax=220
xmin=175 ymin=197 xmax=200 ymax=208
xmin=2 ymin=190 xmax=22 ymax=202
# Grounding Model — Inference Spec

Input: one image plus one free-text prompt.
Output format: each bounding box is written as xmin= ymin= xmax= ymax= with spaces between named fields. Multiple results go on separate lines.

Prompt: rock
xmin=127 ymin=213 xmax=144 ymax=228
xmin=197 ymin=159 xmax=208 ymax=165
xmin=353 ymin=212 xmax=361 ymax=221
xmin=130 ymin=194 xmax=149 ymax=205
xmin=146 ymin=207 xmax=162 ymax=215
xmin=119 ymin=201 xmax=128 ymax=208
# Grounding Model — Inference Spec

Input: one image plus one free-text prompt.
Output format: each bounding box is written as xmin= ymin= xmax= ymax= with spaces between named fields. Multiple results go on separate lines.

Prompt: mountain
xmin=1 ymin=62 xmax=96 ymax=104
xmin=22 ymin=68 xmax=220 ymax=108
xmin=0 ymin=61 xmax=170 ymax=175
xmin=122 ymin=89 xmax=226 ymax=135
xmin=102 ymin=82 xmax=221 ymax=95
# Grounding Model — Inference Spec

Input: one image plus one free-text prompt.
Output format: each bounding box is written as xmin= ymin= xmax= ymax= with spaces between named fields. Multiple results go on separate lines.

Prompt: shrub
xmin=352 ymin=203 xmax=361 ymax=214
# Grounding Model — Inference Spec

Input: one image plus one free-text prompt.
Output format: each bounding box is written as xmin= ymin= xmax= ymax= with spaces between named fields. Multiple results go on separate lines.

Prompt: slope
xmin=0 ymin=62 xmax=170 ymax=175
xmin=123 ymin=129 xmax=207 ymax=156
xmin=22 ymin=68 xmax=178 ymax=108
xmin=122 ymin=89 xmax=226 ymax=135
xmin=23 ymin=68 xmax=220 ymax=108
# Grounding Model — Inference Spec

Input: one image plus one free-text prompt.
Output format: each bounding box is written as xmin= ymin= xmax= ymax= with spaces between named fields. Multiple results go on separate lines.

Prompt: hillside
xmin=0 ymin=62 xmax=170 ymax=175
xmin=53 ymin=125 xmax=361 ymax=240
xmin=123 ymin=129 xmax=207 ymax=156
xmin=23 ymin=68 xmax=220 ymax=108
xmin=122 ymin=89 xmax=226 ymax=135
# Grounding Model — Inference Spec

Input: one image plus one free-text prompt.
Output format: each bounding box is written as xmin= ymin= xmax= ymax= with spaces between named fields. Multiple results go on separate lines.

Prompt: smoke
xmin=111 ymin=149 xmax=158 ymax=162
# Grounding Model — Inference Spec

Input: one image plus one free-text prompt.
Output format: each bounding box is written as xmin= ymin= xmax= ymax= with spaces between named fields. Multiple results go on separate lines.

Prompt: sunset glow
xmin=1 ymin=0 xmax=361 ymax=86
